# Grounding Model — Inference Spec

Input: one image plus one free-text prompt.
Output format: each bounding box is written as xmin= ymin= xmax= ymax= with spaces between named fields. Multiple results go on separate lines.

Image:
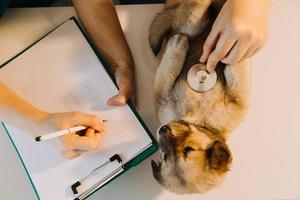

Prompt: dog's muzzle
xmin=159 ymin=125 xmax=171 ymax=135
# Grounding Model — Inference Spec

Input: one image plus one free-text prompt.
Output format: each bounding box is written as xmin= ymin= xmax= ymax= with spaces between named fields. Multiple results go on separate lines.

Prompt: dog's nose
xmin=159 ymin=125 xmax=171 ymax=135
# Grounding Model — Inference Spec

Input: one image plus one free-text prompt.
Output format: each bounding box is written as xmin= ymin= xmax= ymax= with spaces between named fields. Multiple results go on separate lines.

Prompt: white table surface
xmin=0 ymin=1 xmax=300 ymax=200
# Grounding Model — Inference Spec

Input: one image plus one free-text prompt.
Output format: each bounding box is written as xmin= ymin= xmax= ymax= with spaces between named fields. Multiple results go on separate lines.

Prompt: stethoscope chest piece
xmin=187 ymin=63 xmax=217 ymax=92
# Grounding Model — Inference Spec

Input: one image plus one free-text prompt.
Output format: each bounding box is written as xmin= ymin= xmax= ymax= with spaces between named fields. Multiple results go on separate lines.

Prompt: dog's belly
xmin=183 ymin=70 xmax=249 ymax=134
xmin=159 ymin=78 xmax=225 ymax=124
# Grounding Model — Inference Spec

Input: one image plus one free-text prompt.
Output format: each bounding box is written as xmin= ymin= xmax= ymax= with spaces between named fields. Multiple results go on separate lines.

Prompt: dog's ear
xmin=148 ymin=10 xmax=172 ymax=56
xmin=206 ymin=140 xmax=232 ymax=172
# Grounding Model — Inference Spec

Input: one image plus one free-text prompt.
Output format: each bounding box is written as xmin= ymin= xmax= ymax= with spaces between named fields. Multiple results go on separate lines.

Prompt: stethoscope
xmin=187 ymin=63 xmax=217 ymax=93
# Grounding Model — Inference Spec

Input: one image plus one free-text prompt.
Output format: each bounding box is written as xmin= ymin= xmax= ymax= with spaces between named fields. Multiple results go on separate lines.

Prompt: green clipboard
xmin=0 ymin=0 xmax=9 ymax=17
xmin=0 ymin=17 xmax=158 ymax=200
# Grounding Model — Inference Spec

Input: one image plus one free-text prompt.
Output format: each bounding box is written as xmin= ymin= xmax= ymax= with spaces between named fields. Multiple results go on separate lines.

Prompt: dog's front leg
xmin=154 ymin=33 xmax=189 ymax=106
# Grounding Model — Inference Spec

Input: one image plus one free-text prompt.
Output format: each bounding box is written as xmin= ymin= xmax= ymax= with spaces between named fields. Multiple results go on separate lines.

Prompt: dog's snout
xmin=159 ymin=125 xmax=171 ymax=135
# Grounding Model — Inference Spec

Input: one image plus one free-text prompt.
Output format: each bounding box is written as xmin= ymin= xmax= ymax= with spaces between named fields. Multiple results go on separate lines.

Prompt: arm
xmin=0 ymin=82 xmax=47 ymax=130
xmin=0 ymin=82 xmax=105 ymax=158
xmin=200 ymin=0 xmax=273 ymax=72
xmin=166 ymin=0 xmax=181 ymax=8
xmin=73 ymin=0 xmax=136 ymax=106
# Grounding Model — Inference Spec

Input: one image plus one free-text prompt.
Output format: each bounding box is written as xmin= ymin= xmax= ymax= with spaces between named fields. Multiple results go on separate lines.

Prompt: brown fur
xmin=149 ymin=0 xmax=251 ymax=194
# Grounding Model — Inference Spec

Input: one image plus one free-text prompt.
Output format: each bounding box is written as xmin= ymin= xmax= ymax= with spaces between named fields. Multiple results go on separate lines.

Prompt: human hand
xmin=73 ymin=0 xmax=137 ymax=107
xmin=200 ymin=0 xmax=271 ymax=73
xmin=107 ymin=65 xmax=137 ymax=106
xmin=41 ymin=112 xmax=106 ymax=158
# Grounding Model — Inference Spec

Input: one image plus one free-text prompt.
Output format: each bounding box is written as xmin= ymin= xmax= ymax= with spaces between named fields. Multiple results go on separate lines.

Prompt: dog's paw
xmin=167 ymin=34 xmax=189 ymax=53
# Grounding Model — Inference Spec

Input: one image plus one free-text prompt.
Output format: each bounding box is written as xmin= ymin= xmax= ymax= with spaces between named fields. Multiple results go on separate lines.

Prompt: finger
xmin=250 ymin=48 xmax=260 ymax=58
xmin=107 ymin=69 xmax=135 ymax=106
xmin=62 ymin=132 xmax=97 ymax=151
xmin=242 ymin=45 xmax=258 ymax=60
xmin=71 ymin=134 xmax=98 ymax=151
xmin=222 ymin=40 xmax=251 ymax=65
xmin=95 ymin=133 xmax=102 ymax=149
xmin=85 ymin=128 xmax=96 ymax=140
xmin=243 ymin=41 xmax=264 ymax=60
xmin=73 ymin=112 xmax=105 ymax=132
xmin=206 ymin=32 xmax=238 ymax=72
xmin=206 ymin=57 xmax=218 ymax=73
xmin=85 ymin=128 xmax=100 ymax=149
xmin=95 ymin=133 xmax=101 ymax=142
xmin=61 ymin=133 xmax=76 ymax=150
xmin=200 ymin=25 xmax=220 ymax=63
xmin=61 ymin=133 xmax=94 ymax=158
xmin=107 ymin=93 xmax=127 ymax=106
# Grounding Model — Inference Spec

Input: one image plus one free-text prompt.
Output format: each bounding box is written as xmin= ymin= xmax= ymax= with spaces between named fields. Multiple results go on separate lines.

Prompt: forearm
xmin=230 ymin=0 xmax=273 ymax=11
xmin=165 ymin=0 xmax=181 ymax=8
xmin=0 ymin=82 xmax=105 ymax=155
xmin=253 ymin=0 xmax=273 ymax=8
xmin=0 ymin=82 xmax=47 ymax=132
xmin=73 ymin=0 xmax=134 ymax=75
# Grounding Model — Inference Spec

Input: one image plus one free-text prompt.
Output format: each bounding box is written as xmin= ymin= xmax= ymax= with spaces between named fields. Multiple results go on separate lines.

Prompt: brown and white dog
xmin=149 ymin=0 xmax=251 ymax=194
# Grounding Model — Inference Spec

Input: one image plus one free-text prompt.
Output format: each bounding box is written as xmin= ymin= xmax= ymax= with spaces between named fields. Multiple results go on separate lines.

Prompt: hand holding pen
xmin=38 ymin=112 xmax=106 ymax=159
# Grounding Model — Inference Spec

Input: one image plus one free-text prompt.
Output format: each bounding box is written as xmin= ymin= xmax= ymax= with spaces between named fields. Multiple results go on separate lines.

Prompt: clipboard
xmin=0 ymin=17 xmax=158 ymax=200
xmin=0 ymin=0 xmax=9 ymax=17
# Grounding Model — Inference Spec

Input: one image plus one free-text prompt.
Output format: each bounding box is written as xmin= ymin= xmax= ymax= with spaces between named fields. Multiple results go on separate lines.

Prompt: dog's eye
xmin=163 ymin=154 xmax=168 ymax=161
xmin=183 ymin=146 xmax=194 ymax=157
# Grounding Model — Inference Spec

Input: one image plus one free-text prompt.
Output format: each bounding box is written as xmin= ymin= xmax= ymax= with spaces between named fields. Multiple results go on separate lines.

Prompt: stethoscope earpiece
xmin=187 ymin=63 xmax=217 ymax=92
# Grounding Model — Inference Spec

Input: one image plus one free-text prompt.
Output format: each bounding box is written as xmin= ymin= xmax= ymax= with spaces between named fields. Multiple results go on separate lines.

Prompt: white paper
xmin=0 ymin=19 xmax=152 ymax=200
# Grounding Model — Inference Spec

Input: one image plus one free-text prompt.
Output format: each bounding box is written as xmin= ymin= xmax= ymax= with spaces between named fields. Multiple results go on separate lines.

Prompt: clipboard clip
xmin=71 ymin=154 xmax=124 ymax=200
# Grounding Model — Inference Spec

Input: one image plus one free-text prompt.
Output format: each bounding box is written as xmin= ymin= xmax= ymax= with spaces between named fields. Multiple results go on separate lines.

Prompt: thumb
xmin=107 ymin=93 xmax=127 ymax=106
xmin=107 ymin=65 xmax=136 ymax=106
xmin=72 ymin=112 xmax=105 ymax=132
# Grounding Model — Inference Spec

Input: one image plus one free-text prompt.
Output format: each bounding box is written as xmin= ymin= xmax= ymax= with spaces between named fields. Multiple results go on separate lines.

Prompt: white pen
xmin=35 ymin=120 xmax=107 ymax=142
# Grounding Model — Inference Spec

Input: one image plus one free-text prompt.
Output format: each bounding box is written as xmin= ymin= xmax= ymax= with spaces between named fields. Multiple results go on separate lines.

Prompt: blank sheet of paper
xmin=0 ymin=19 xmax=152 ymax=200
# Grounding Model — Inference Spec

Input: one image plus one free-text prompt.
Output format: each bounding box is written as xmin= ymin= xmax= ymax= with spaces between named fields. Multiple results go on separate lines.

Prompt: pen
xmin=35 ymin=120 xmax=107 ymax=142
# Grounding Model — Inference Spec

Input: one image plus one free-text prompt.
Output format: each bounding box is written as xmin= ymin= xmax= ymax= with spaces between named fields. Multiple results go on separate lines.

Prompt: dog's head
xmin=152 ymin=120 xmax=232 ymax=194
